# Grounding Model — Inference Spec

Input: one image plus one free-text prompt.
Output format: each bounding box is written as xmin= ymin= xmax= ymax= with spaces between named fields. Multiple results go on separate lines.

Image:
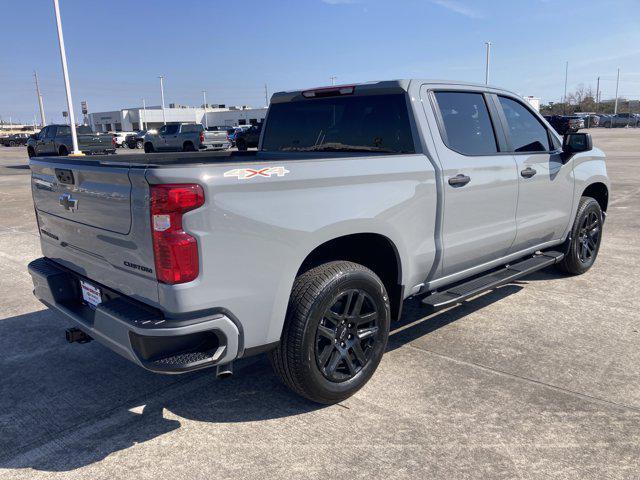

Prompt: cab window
xmin=434 ymin=91 xmax=498 ymax=156
xmin=498 ymin=96 xmax=550 ymax=153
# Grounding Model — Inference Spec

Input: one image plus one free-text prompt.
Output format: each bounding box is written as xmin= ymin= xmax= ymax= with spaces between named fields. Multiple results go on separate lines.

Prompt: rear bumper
xmin=200 ymin=142 xmax=230 ymax=151
xmin=28 ymin=257 xmax=241 ymax=374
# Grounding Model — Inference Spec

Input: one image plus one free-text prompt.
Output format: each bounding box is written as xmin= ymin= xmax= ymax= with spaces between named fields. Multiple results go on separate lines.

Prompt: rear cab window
xmin=261 ymin=93 xmax=415 ymax=154
xmin=433 ymin=91 xmax=498 ymax=155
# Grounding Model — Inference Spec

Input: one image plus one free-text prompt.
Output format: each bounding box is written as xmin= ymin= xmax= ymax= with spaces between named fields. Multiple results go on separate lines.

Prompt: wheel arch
xmin=582 ymin=182 xmax=609 ymax=212
xmin=296 ymin=233 xmax=404 ymax=322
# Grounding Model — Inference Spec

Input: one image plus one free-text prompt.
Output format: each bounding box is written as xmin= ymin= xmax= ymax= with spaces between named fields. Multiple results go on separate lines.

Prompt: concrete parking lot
xmin=0 ymin=129 xmax=638 ymax=480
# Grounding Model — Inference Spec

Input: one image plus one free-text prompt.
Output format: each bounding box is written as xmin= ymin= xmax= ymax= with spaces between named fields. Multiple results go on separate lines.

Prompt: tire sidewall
xmin=298 ymin=268 xmax=390 ymax=402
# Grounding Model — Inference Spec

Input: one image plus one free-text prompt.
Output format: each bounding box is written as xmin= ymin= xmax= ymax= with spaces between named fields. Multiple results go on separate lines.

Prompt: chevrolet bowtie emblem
xmin=59 ymin=193 xmax=78 ymax=211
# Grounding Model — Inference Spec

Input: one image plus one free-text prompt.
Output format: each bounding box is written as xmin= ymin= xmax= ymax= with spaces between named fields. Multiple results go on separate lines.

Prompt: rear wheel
xmin=183 ymin=142 xmax=196 ymax=152
xmin=58 ymin=146 xmax=69 ymax=156
xmin=144 ymin=142 xmax=154 ymax=153
xmin=269 ymin=261 xmax=390 ymax=404
xmin=9 ymin=141 xmax=15 ymax=147
xmin=236 ymin=139 xmax=247 ymax=151
xmin=556 ymin=196 xmax=603 ymax=275
xmin=27 ymin=147 xmax=35 ymax=158
xmin=136 ymin=140 xmax=143 ymax=149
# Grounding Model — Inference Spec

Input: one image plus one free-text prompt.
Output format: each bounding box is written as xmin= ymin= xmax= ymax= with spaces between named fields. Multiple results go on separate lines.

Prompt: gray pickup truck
xmin=28 ymin=80 xmax=609 ymax=404
xmin=143 ymin=123 xmax=230 ymax=153
xmin=27 ymin=124 xmax=115 ymax=157
xmin=602 ymin=113 xmax=638 ymax=128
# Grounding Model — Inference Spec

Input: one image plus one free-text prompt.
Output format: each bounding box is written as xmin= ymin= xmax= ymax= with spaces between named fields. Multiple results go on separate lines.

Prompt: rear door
xmin=164 ymin=124 xmax=180 ymax=150
xmin=493 ymin=95 xmax=574 ymax=252
xmin=425 ymin=88 xmax=519 ymax=276
xmin=37 ymin=126 xmax=56 ymax=155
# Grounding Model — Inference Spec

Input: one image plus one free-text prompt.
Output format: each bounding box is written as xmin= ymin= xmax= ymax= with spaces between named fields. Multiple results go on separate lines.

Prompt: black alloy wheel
xmin=315 ymin=289 xmax=380 ymax=382
xmin=577 ymin=210 xmax=601 ymax=264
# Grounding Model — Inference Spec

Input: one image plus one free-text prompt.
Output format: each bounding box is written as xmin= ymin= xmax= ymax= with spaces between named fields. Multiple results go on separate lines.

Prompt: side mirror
xmin=563 ymin=132 xmax=592 ymax=154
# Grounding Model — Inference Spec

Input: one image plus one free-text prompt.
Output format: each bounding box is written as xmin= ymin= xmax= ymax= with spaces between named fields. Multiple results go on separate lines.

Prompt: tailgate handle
xmin=55 ymin=168 xmax=74 ymax=185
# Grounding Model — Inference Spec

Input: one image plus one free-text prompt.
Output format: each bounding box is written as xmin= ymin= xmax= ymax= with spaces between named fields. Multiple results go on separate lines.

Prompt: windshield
xmin=261 ymin=93 xmax=415 ymax=154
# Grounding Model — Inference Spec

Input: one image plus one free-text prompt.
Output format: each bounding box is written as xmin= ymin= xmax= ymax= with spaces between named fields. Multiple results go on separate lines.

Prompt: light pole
xmin=264 ymin=84 xmax=269 ymax=107
xmin=202 ymin=90 xmax=208 ymax=129
xmin=614 ymin=68 xmax=620 ymax=114
xmin=141 ymin=98 xmax=147 ymax=130
xmin=52 ymin=0 xmax=81 ymax=155
xmin=158 ymin=75 xmax=166 ymax=125
xmin=484 ymin=42 xmax=491 ymax=85
xmin=33 ymin=71 xmax=46 ymax=127
xmin=330 ymin=76 xmax=337 ymax=86
xmin=595 ymin=76 xmax=600 ymax=113
xmin=563 ymin=61 xmax=568 ymax=114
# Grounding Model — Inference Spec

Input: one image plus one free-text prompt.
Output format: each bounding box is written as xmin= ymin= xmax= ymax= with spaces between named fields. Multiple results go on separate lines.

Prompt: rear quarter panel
xmin=145 ymin=154 xmax=437 ymax=349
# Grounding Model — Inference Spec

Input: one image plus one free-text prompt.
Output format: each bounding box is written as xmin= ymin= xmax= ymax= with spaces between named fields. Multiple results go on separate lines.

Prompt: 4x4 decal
xmin=224 ymin=166 xmax=290 ymax=180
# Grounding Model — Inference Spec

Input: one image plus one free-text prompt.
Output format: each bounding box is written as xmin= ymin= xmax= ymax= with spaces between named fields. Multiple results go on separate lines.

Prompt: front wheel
xmin=236 ymin=140 xmax=247 ymax=151
xmin=269 ymin=261 xmax=390 ymax=404
xmin=556 ymin=196 xmax=603 ymax=275
xmin=144 ymin=142 xmax=154 ymax=153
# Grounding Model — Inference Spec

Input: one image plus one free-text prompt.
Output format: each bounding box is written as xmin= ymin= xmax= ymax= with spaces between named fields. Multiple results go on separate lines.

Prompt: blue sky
xmin=1 ymin=0 xmax=639 ymax=124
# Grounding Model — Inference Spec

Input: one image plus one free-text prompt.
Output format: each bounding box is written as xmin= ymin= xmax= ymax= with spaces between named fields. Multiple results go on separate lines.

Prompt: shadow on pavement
xmin=0 ymin=283 xmax=523 ymax=473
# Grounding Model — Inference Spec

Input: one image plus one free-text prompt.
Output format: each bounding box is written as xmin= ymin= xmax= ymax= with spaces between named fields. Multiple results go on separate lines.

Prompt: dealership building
xmin=88 ymin=105 xmax=267 ymax=132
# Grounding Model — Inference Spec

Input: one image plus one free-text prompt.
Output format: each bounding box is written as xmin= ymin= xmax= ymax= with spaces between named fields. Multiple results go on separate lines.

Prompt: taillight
xmin=150 ymin=184 xmax=205 ymax=284
xmin=199 ymin=131 xmax=205 ymax=143
xmin=112 ymin=136 xmax=117 ymax=146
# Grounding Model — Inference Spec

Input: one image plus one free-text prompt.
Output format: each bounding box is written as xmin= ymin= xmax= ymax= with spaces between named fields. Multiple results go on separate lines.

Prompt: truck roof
xmin=271 ymin=79 xmax=521 ymax=103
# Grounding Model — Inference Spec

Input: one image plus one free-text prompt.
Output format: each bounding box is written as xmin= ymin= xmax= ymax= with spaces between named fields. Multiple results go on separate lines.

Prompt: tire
xmin=236 ymin=140 xmax=247 ymax=151
xmin=144 ymin=142 xmax=154 ymax=153
xmin=269 ymin=261 xmax=390 ymax=404
xmin=27 ymin=147 xmax=35 ymax=158
xmin=58 ymin=146 xmax=69 ymax=156
xmin=605 ymin=122 xmax=611 ymax=128
xmin=9 ymin=141 xmax=15 ymax=147
xmin=556 ymin=196 xmax=603 ymax=275
xmin=136 ymin=140 xmax=143 ymax=149
xmin=183 ymin=142 xmax=196 ymax=152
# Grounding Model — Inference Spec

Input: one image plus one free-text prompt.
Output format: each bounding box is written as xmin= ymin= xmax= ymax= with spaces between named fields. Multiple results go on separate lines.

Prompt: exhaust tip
xmin=216 ymin=362 xmax=233 ymax=379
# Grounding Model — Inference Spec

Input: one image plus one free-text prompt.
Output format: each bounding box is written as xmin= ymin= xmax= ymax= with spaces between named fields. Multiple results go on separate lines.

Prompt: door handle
xmin=521 ymin=167 xmax=537 ymax=178
xmin=448 ymin=174 xmax=471 ymax=187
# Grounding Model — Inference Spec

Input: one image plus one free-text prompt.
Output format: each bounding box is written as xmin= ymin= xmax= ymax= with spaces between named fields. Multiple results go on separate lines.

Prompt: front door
xmin=494 ymin=95 xmax=575 ymax=253
xmin=425 ymin=88 xmax=519 ymax=277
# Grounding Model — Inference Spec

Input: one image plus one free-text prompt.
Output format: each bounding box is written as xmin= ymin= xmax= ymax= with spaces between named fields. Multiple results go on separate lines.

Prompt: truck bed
xmin=36 ymin=150 xmax=259 ymax=167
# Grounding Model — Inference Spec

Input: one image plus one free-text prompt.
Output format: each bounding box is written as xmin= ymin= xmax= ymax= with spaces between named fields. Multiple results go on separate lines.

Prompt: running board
xmin=422 ymin=251 xmax=564 ymax=312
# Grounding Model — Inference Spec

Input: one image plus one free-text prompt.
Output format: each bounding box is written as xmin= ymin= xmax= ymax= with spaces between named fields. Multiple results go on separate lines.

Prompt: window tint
xmin=434 ymin=92 xmax=498 ymax=155
xmin=498 ymin=96 xmax=550 ymax=152
xmin=77 ymin=125 xmax=93 ymax=134
xmin=57 ymin=126 xmax=71 ymax=136
xmin=164 ymin=124 xmax=179 ymax=135
xmin=262 ymin=93 xmax=414 ymax=154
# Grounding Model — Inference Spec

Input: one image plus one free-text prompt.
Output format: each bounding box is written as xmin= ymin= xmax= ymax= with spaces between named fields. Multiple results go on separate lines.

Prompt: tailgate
xmin=30 ymin=158 xmax=159 ymax=304
xmin=78 ymin=133 xmax=111 ymax=151
xmin=204 ymin=131 xmax=227 ymax=143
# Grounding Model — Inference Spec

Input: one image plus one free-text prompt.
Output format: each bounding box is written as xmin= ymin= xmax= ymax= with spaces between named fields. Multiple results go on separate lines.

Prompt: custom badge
xmin=224 ymin=166 xmax=290 ymax=180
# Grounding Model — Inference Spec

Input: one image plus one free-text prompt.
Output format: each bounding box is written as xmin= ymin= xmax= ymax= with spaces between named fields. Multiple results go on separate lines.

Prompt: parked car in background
xmin=28 ymin=79 xmax=609 ymax=404
xmin=26 ymin=125 xmax=115 ymax=157
xmin=112 ymin=131 xmax=135 ymax=148
xmin=2 ymin=133 xmax=30 ymax=147
xmin=124 ymin=130 xmax=147 ymax=149
xmin=144 ymin=123 xmax=230 ymax=153
xmin=543 ymin=115 xmax=584 ymax=135
xmin=227 ymin=125 xmax=252 ymax=147
xmin=234 ymin=123 xmax=262 ymax=150
xmin=574 ymin=113 xmax=599 ymax=128
xmin=601 ymin=113 xmax=638 ymax=128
